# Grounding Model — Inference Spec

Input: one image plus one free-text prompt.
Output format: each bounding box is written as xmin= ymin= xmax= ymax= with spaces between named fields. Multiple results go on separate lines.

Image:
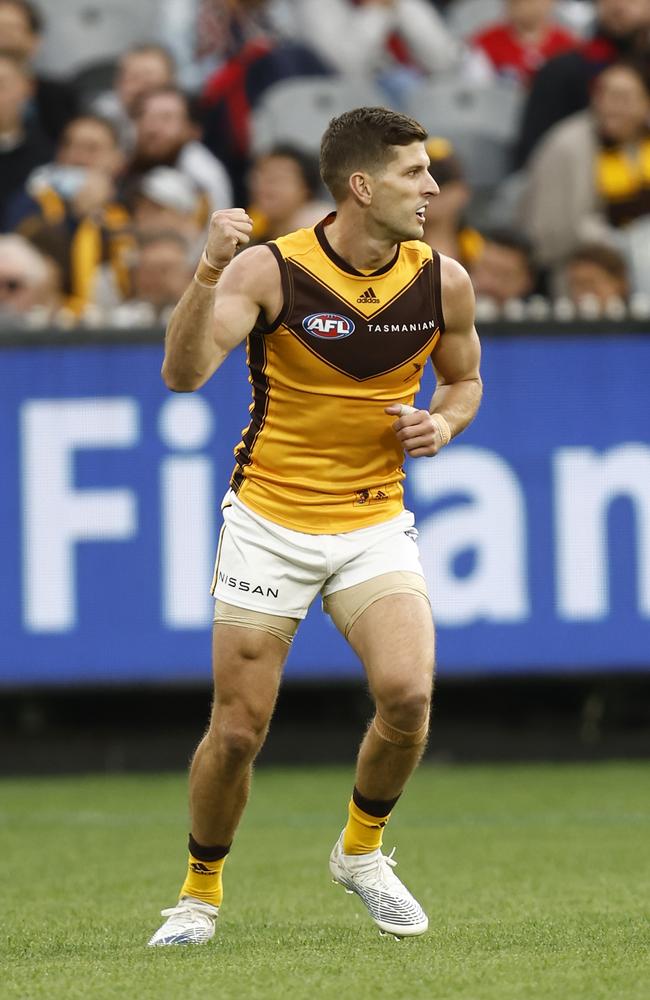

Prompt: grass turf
xmin=2 ymin=763 xmax=649 ymax=1000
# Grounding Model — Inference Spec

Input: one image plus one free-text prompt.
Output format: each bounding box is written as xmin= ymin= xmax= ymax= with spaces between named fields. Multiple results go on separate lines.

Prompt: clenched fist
xmin=385 ymin=403 xmax=447 ymax=458
xmin=204 ymin=209 xmax=254 ymax=269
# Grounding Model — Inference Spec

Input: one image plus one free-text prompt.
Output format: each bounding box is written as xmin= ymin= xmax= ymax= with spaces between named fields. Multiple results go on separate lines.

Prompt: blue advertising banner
xmin=1 ymin=333 xmax=649 ymax=686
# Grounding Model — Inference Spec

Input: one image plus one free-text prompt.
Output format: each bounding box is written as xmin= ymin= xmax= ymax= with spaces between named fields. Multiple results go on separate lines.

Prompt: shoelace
xmin=351 ymin=847 xmax=402 ymax=889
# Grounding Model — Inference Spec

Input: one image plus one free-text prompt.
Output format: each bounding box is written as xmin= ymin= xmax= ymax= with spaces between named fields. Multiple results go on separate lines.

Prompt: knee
xmin=208 ymin=712 xmax=269 ymax=769
xmin=376 ymin=681 xmax=432 ymax=731
xmin=220 ymin=720 xmax=266 ymax=768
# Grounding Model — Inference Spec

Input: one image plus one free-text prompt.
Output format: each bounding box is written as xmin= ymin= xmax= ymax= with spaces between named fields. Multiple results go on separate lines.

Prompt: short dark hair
xmin=568 ymin=242 xmax=628 ymax=280
xmin=262 ymin=143 xmax=322 ymax=198
xmin=0 ymin=0 xmax=42 ymax=34
xmin=320 ymin=106 xmax=427 ymax=201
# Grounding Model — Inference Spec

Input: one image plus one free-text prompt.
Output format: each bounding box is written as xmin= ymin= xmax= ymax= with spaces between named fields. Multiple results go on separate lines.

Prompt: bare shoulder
xmin=439 ymin=253 xmax=476 ymax=333
xmin=217 ymin=243 xmax=280 ymax=297
xmin=214 ymin=243 xmax=283 ymax=324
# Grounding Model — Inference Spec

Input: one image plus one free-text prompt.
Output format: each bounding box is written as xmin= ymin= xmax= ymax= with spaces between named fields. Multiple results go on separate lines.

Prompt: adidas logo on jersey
xmin=357 ymin=286 xmax=380 ymax=304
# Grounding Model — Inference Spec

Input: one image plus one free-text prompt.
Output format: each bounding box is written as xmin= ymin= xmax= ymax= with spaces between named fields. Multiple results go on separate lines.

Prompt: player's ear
xmin=349 ymin=171 xmax=372 ymax=205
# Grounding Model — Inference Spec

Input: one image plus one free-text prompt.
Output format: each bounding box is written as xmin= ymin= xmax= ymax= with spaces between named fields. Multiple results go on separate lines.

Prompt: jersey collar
xmin=315 ymin=213 xmax=401 ymax=278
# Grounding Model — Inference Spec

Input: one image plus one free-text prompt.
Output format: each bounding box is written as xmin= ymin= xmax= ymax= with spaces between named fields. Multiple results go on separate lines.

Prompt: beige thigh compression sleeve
xmin=322 ymin=571 xmax=430 ymax=639
xmin=213 ymin=600 xmax=300 ymax=646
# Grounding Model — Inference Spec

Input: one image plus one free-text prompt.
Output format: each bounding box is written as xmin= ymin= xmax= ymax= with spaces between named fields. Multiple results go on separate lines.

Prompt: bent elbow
xmin=161 ymin=363 xmax=200 ymax=393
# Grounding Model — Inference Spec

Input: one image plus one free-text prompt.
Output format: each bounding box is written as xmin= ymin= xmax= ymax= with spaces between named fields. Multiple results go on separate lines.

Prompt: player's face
xmin=370 ymin=143 xmax=439 ymax=242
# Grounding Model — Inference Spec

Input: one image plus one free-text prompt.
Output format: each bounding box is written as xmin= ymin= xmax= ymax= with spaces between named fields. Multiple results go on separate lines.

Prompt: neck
xmin=514 ymin=21 xmax=547 ymax=44
xmin=324 ymin=209 xmax=399 ymax=272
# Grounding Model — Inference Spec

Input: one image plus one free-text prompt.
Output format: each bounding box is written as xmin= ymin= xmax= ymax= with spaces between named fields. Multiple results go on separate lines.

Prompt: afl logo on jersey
xmin=302 ymin=312 xmax=355 ymax=340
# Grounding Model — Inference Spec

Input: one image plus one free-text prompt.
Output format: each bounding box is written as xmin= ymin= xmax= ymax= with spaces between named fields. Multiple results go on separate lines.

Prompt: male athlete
xmin=148 ymin=107 xmax=482 ymax=946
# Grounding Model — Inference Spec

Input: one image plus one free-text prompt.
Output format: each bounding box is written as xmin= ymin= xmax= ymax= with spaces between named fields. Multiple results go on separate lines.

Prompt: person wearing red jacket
xmin=472 ymin=0 xmax=578 ymax=88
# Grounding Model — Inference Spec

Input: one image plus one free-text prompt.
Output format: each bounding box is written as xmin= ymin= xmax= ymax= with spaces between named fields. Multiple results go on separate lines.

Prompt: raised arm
xmin=162 ymin=209 xmax=282 ymax=392
xmin=386 ymin=255 xmax=482 ymax=457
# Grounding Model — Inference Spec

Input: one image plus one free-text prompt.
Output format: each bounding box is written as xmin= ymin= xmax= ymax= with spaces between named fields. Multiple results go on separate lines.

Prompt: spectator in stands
xmin=199 ymin=5 xmax=330 ymax=204
xmin=0 ymin=0 xmax=78 ymax=140
xmin=91 ymin=167 xmax=208 ymax=311
xmin=514 ymin=0 xmax=650 ymax=166
xmin=133 ymin=166 xmax=207 ymax=244
xmin=127 ymin=86 xmax=232 ymax=214
xmin=421 ymin=136 xmax=483 ymax=267
xmin=519 ymin=58 xmax=650 ymax=274
xmin=159 ymin=0 xmax=267 ymax=92
xmin=282 ymin=0 xmax=463 ymax=89
xmin=471 ymin=0 xmax=578 ymax=88
xmin=7 ymin=114 xmax=132 ymax=313
xmin=564 ymin=241 xmax=630 ymax=308
xmin=0 ymin=233 xmax=62 ymax=321
xmin=247 ymin=144 xmax=330 ymax=242
xmin=0 ymin=52 xmax=52 ymax=230
xmin=112 ymin=230 xmax=195 ymax=323
xmin=91 ymin=45 xmax=177 ymax=151
xmin=469 ymin=228 xmax=537 ymax=305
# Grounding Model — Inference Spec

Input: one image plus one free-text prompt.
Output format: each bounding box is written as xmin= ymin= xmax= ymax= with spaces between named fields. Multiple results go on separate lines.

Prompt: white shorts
xmin=210 ymin=490 xmax=426 ymax=619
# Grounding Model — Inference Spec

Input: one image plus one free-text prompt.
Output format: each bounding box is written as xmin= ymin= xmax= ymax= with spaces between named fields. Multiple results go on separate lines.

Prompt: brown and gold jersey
xmin=230 ymin=215 xmax=445 ymax=533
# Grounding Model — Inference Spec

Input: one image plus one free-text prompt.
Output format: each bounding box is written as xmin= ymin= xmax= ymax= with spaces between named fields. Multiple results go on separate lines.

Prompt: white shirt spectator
xmin=277 ymin=0 xmax=463 ymax=78
xmin=176 ymin=140 xmax=232 ymax=213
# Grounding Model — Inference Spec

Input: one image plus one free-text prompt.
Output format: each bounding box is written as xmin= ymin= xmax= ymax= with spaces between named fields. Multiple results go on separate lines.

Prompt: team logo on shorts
xmin=302 ymin=312 xmax=355 ymax=340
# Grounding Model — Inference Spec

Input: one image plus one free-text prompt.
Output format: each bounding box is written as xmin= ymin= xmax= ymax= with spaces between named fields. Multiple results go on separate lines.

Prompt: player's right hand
xmin=204 ymin=209 xmax=254 ymax=269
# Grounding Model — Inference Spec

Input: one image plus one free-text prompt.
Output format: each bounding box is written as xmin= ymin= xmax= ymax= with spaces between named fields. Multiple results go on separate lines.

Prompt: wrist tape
xmin=431 ymin=412 xmax=451 ymax=447
xmin=194 ymin=250 xmax=223 ymax=288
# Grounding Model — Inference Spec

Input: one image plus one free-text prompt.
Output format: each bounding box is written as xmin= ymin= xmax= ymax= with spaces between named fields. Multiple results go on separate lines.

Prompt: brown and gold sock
xmin=342 ymin=787 xmax=401 ymax=855
xmin=179 ymin=834 xmax=230 ymax=907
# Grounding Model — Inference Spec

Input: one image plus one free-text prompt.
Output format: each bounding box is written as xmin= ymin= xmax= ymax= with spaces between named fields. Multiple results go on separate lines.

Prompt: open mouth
xmin=415 ymin=208 xmax=426 ymax=223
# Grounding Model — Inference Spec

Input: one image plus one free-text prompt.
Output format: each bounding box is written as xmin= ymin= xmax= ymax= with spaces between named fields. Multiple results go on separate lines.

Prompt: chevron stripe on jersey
xmin=230 ymin=214 xmax=445 ymax=533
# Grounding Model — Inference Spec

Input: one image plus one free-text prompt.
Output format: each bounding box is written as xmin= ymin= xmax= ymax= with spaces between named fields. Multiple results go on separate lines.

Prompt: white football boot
xmin=329 ymin=832 xmax=428 ymax=938
xmin=147 ymin=896 xmax=219 ymax=946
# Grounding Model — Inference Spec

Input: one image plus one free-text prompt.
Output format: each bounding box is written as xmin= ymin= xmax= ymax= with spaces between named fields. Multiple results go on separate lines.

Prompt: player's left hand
xmin=385 ymin=403 xmax=444 ymax=458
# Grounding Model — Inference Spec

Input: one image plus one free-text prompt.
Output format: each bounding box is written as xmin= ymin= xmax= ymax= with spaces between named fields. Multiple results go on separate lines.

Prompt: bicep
xmin=211 ymin=283 xmax=261 ymax=355
xmin=211 ymin=246 xmax=279 ymax=355
xmin=431 ymin=324 xmax=481 ymax=384
xmin=431 ymin=257 xmax=481 ymax=384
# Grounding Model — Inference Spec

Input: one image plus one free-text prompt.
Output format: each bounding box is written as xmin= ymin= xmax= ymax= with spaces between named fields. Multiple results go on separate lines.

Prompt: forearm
xmin=162 ymin=208 xmax=255 ymax=392
xmin=429 ymin=377 xmax=482 ymax=439
xmin=162 ymin=279 xmax=224 ymax=392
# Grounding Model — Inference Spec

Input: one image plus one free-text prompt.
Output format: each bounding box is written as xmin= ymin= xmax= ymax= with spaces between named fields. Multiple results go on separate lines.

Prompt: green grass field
xmin=2 ymin=763 xmax=649 ymax=1000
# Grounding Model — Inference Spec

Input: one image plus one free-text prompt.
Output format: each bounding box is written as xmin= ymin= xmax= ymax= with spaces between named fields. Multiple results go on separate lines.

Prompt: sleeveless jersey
xmin=230 ymin=215 xmax=445 ymax=533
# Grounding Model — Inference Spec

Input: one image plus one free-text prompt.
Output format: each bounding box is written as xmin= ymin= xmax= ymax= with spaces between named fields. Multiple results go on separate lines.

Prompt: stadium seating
xmin=446 ymin=0 xmax=502 ymax=39
xmin=250 ymin=76 xmax=387 ymax=155
xmin=404 ymin=78 xmax=524 ymax=190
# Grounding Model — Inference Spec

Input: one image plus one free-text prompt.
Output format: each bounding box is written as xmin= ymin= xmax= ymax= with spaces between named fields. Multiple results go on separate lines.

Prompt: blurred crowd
xmin=1 ymin=0 xmax=650 ymax=329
